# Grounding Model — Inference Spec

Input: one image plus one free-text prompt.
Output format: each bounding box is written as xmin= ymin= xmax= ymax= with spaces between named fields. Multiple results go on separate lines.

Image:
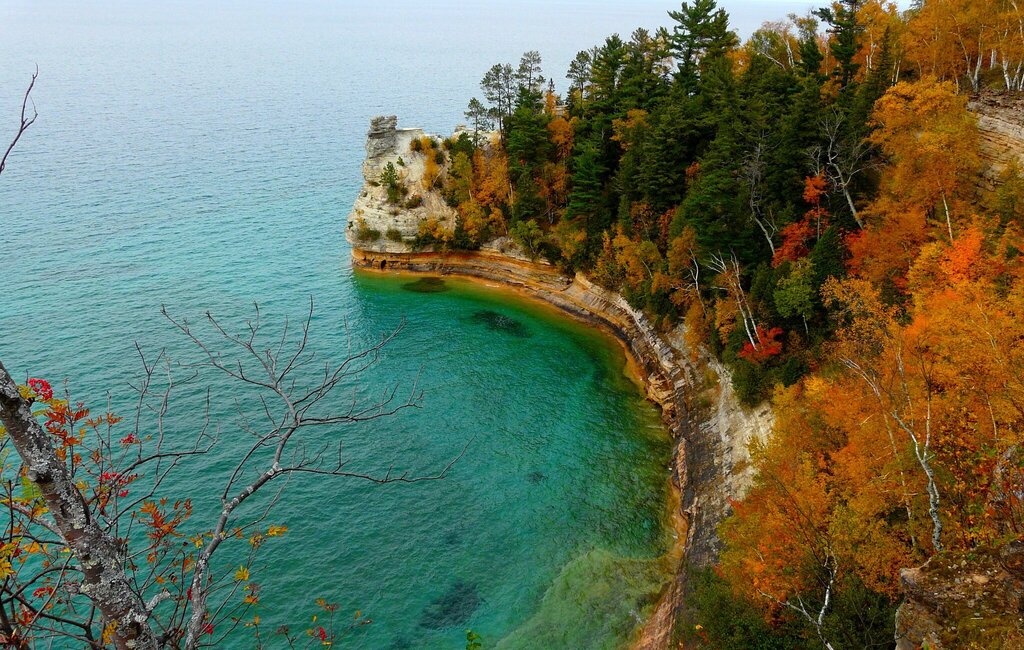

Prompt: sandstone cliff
xmin=970 ymin=91 xmax=1024 ymax=192
xmin=345 ymin=117 xmax=774 ymax=648
xmin=346 ymin=116 xmax=459 ymax=253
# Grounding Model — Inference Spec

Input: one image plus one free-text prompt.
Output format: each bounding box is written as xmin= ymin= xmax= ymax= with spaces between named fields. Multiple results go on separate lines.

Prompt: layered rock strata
xmin=970 ymin=91 xmax=1024 ymax=193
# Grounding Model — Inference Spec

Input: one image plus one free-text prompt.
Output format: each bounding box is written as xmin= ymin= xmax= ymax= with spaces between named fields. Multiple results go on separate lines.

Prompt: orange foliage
xmin=422 ymin=156 xmax=441 ymax=191
xmin=611 ymin=109 xmax=649 ymax=151
xmin=472 ymin=149 xmax=510 ymax=208
xmin=773 ymin=175 xmax=829 ymax=268
xmin=846 ymin=198 xmax=929 ymax=289
xmin=869 ymin=78 xmax=980 ymax=221
xmin=546 ymin=107 xmax=575 ymax=161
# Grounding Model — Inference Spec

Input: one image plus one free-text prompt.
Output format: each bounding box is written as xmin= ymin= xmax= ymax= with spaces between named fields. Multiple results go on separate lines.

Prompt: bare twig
xmin=0 ymin=66 xmax=38 ymax=178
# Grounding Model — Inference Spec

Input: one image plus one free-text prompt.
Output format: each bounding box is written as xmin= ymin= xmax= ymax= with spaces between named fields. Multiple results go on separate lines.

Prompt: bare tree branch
xmin=0 ymin=66 xmax=38 ymax=178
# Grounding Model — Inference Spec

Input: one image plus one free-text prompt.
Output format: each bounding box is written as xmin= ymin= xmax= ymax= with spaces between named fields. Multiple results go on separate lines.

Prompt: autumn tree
xmin=869 ymin=77 xmax=980 ymax=241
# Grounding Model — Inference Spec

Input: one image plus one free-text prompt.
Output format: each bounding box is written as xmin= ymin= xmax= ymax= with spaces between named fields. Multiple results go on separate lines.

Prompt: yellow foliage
xmin=870 ymin=77 xmax=980 ymax=217
xmin=417 ymin=217 xmax=455 ymax=248
xmin=547 ymin=115 xmax=574 ymax=160
xmin=102 ymin=621 xmax=119 ymax=645
xmin=611 ymin=109 xmax=648 ymax=151
xmin=422 ymin=156 xmax=441 ymax=191
xmin=472 ymin=149 xmax=509 ymax=208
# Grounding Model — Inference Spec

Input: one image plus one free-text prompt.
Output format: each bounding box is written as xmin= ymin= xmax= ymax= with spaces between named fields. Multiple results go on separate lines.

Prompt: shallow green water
xmin=164 ymin=273 xmax=676 ymax=648
xmin=319 ymin=273 xmax=674 ymax=647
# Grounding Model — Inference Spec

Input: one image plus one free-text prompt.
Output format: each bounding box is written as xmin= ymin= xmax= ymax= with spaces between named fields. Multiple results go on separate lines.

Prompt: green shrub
xmin=355 ymin=220 xmax=381 ymax=243
xmin=510 ymin=219 xmax=545 ymax=260
xmin=385 ymin=228 xmax=404 ymax=243
xmin=405 ymin=195 xmax=423 ymax=209
xmin=677 ymin=568 xmax=803 ymax=649
xmin=449 ymin=132 xmax=476 ymax=159
xmin=380 ymin=162 xmax=402 ymax=204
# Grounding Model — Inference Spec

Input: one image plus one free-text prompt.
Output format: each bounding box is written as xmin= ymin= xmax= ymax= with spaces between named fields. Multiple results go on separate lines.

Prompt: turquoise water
xmin=0 ymin=2 xmax=689 ymax=646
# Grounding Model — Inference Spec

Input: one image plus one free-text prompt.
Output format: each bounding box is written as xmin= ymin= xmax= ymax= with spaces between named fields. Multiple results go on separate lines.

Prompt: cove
xmin=301 ymin=271 xmax=676 ymax=649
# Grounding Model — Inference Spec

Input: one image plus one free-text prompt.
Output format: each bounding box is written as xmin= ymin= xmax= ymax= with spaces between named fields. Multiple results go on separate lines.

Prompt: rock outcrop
xmin=970 ymin=91 xmax=1024 ymax=192
xmin=347 ymin=117 xmax=458 ymax=253
xmin=364 ymin=115 xmax=400 ymax=161
xmin=895 ymin=543 xmax=1024 ymax=649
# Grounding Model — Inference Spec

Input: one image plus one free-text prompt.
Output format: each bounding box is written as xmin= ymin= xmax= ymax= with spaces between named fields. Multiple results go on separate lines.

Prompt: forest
xmin=397 ymin=0 xmax=1024 ymax=646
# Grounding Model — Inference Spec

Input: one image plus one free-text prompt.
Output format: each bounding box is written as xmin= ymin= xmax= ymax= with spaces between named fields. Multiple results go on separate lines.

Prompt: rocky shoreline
xmin=348 ymin=245 xmax=773 ymax=649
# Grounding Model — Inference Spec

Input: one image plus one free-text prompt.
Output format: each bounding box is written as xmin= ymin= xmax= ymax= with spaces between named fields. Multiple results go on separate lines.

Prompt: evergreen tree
xmin=637 ymin=96 xmax=703 ymax=211
xmin=465 ymin=98 xmax=493 ymax=145
xmin=567 ymin=49 xmax=593 ymax=101
xmin=567 ymin=139 xmax=609 ymax=248
xmin=480 ymin=63 xmax=516 ymax=140
xmin=515 ymin=50 xmax=546 ymax=105
xmin=667 ymin=0 xmax=738 ymax=92
xmin=815 ymin=0 xmax=864 ymax=89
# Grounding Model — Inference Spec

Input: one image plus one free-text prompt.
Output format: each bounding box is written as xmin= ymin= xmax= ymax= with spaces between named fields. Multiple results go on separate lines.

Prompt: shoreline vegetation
xmin=348 ymin=0 xmax=1024 ymax=646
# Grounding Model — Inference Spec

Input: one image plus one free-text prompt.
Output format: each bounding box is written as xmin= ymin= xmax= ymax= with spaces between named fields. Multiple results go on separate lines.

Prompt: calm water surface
xmin=0 ymin=1 xmax=698 ymax=646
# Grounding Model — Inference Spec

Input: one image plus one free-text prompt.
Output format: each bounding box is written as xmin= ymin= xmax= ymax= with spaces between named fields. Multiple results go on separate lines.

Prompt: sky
xmin=2 ymin=1 xmax=918 ymax=41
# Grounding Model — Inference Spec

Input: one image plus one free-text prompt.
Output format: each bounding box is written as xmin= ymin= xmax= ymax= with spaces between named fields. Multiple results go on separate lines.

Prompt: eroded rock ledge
xmin=970 ymin=91 xmax=1024 ymax=193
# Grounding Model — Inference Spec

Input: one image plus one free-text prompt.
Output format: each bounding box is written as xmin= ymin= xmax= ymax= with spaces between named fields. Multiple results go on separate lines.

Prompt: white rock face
xmin=346 ymin=116 xmax=459 ymax=253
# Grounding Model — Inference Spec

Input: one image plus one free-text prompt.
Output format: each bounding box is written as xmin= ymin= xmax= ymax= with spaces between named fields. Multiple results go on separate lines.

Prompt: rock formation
xmin=347 ymin=117 xmax=458 ymax=253
xmin=896 ymin=543 xmax=1024 ymax=649
xmin=970 ymin=92 xmax=1024 ymax=192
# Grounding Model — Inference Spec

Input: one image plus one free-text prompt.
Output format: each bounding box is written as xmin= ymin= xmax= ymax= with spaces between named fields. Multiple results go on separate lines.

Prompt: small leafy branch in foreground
xmin=0 ymin=299 xmax=467 ymax=648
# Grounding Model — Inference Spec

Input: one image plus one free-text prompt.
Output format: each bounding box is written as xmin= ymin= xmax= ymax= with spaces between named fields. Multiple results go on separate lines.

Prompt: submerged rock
xmin=527 ymin=470 xmax=546 ymax=484
xmin=419 ymin=580 xmax=482 ymax=629
xmin=403 ymin=277 xmax=450 ymax=293
xmin=469 ymin=310 xmax=530 ymax=338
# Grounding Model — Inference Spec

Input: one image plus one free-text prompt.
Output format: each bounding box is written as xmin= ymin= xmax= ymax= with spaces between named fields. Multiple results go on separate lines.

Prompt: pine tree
xmin=815 ymin=0 xmax=865 ymax=89
xmin=668 ymin=0 xmax=738 ymax=93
